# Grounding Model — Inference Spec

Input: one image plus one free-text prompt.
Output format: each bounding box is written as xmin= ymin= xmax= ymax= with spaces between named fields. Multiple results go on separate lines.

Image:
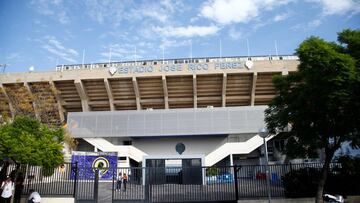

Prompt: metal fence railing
xmin=112 ymin=166 xmax=236 ymax=203
xmin=0 ymin=162 xmax=350 ymax=202
xmin=0 ymin=163 xmax=76 ymax=197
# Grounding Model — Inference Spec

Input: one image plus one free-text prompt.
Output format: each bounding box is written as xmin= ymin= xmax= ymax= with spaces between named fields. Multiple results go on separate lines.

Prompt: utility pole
xmin=0 ymin=64 xmax=8 ymax=73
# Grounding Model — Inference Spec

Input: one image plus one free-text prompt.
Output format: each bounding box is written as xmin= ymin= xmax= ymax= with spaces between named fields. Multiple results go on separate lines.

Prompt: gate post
xmin=94 ymin=169 xmax=99 ymax=203
xmin=112 ymin=169 xmax=115 ymax=203
xmin=144 ymin=167 xmax=150 ymax=203
xmin=233 ymin=165 xmax=239 ymax=200
xmin=72 ymin=162 xmax=78 ymax=198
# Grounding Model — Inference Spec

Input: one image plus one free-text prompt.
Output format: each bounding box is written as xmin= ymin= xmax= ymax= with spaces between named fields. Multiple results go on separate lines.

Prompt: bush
xmin=206 ymin=167 xmax=220 ymax=176
xmin=283 ymin=159 xmax=360 ymax=198
xmin=325 ymin=173 xmax=360 ymax=196
xmin=283 ymin=167 xmax=321 ymax=198
xmin=326 ymin=156 xmax=360 ymax=196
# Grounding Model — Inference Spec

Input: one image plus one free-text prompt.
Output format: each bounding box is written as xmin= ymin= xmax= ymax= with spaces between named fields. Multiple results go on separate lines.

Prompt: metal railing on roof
xmin=55 ymin=55 xmax=299 ymax=71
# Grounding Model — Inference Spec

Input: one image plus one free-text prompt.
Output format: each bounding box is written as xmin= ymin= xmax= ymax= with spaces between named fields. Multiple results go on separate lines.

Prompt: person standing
xmin=13 ymin=172 xmax=24 ymax=203
xmin=116 ymin=172 xmax=122 ymax=190
xmin=28 ymin=189 xmax=41 ymax=203
xmin=123 ymin=173 xmax=128 ymax=192
xmin=0 ymin=176 xmax=14 ymax=203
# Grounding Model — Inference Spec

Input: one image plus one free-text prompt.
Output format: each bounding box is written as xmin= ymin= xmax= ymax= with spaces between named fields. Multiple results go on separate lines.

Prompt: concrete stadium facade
xmin=0 ymin=55 xmax=299 ymax=168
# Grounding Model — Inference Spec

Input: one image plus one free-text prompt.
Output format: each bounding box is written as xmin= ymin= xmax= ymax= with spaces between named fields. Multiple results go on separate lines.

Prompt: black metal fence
xmin=0 ymin=162 xmax=76 ymax=197
xmin=0 ymin=162 xmax=349 ymax=203
xmin=112 ymin=166 xmax=236 ymax=203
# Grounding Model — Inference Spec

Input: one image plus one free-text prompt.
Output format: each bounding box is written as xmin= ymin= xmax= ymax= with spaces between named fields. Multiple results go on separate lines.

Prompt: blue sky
xmin=0 ymin=0 xmax=359 ymax=72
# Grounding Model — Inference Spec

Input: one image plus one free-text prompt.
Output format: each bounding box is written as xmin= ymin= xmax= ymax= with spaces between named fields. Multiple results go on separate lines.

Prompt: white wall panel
xmin=67 ymin=106 xmax=267 ymax=138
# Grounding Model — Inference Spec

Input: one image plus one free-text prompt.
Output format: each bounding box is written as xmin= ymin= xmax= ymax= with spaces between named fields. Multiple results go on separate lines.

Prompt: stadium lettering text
xmin=56 ymin=61 xmax=248 ymax=74
xmin=188 ymin=64 xmax=208 ymax=71
xmin=214 ymin=62 xmax=244 ymax=69
xmin=113 ymin=62 xmax=245 ymax=75
xmin=160 ymin=64 xmax=182 ymax=72
xmin=118 ymin=66 xmax=154 ymax=74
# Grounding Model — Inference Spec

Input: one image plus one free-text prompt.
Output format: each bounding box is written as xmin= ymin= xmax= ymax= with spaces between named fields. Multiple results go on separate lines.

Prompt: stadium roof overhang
xmin=0 ymin=56 xmax=299 ymax=125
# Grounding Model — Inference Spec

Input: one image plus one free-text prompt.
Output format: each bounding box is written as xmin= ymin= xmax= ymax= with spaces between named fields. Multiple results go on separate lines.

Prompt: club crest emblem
xmin=245 ymin=60 xmax=253 ymax=69
xmin=109 ymin=66 xmax=117 ymax=75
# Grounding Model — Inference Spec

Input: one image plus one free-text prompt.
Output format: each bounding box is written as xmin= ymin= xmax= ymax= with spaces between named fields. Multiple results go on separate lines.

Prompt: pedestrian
xmin=116 ymin=172 xmax=122 ymax=190
xmin=28 ymin=189 xmax=41 ymax=203
xmin=14 ymin=172 xmax=24 ymax=203
xmin=0 ymin=176 xmax=14 ymax=203
xmin=123 ymin=173 xmax=128 ymax=192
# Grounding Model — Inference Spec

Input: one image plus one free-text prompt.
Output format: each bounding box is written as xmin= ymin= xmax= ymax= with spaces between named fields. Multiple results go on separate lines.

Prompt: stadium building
xmin=0 ymin=55 xmax=299 ymax=169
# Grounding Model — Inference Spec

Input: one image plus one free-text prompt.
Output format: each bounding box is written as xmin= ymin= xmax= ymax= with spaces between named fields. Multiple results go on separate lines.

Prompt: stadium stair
xmin=204 ymin=135 xmax=273 ymax=166
xmin=83 ymin=138 xmax=147 ymax=162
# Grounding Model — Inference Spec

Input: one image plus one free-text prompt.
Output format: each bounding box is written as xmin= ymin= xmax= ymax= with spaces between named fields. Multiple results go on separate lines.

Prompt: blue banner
xmin=71 ymin=152 xmax=117 ymax=180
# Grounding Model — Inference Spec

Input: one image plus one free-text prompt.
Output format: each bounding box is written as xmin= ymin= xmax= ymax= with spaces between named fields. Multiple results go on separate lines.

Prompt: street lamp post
xmin=259 ymin=127 xmax=271 ymax=203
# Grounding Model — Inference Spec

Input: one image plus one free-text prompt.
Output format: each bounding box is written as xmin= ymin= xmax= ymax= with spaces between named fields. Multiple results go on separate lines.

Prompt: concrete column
xmin=230 ymin=154 xmax=234 ymax=166
xmin=250 ymin=72 xmax=257 ymax=106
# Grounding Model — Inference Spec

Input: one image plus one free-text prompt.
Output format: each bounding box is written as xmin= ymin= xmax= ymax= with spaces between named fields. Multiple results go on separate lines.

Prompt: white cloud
xmin=160 ymin=0 xmax=176 ymax=12
xmin=154 ymin=25 xmax=220 ymax=38
xmin=311 ymin=0 xmax=360 ymax=16
xmin=201 ymin=0 xmax=258 ymax=24
xmin=30 ymin=0 xmax=70 ymax=24
xmin=41 ymin=36 xmax=78 ymax=63
xmin=100 ymin=43 xmax=147 ymax=62
xmin=84 ymin=0 xmax=126 ymax=25
xmin=308 ymin=19 xmax=322 ymax=27
xmin=58 ymin=10 xmax=69 ymax=24
xmin=160 ymin=39 xmax=191 ymax=49
xmin=291 ymin=19 xmax=322 ymax=31
xmin=6 ymin=53 xmax=21 ymax=60
xmin=273 ymin=12 xmax=292 ymax=22
xmin=84 ymin=0 xmax=184 ymax=26
xmin=200 ymin=0 xmax=292 ymax=25
xmin=140 ymin=9 xmax=168 ymax=23
xmin=228 ymin=27 xmax=245 ymax=40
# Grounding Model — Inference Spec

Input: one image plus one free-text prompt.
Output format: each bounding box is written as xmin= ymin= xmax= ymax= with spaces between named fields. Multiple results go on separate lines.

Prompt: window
xmin=118 ymin=157 xmax=127 ymax=161
xmin=123 ymin=140 xmax=132 ymax=145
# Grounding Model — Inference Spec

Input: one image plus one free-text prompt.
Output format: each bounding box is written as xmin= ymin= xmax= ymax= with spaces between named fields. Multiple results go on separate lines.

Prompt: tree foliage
xmin=0 ymin=116 xmax=64 ymax=170
xmin=1 ymin=82 xmax=62 ymax=126
xmin=265 ymin=29 xmax=360 ymax=202
xmin=0 ymin=82 xmax=77 ymax=151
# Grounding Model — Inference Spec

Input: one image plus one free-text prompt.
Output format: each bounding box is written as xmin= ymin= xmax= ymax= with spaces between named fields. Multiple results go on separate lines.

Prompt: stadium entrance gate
xmin=112 ymin=166 xmax=237 ymax=203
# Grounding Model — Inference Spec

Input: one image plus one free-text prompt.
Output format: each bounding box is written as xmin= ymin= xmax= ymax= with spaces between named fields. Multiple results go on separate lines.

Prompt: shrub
xmin=283 ymin=159 xmax=360 ymax=198
xmin=283 ymin=167 xmax=321 ymax=198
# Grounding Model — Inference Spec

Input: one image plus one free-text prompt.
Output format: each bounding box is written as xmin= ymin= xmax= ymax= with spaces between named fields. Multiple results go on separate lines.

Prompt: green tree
xmin=0 ymin=82 xmax=78 ymax=156
xmin=338 ymin=29 xmax=360 ymax=137
xmin=0 ymin=116 xmax=64 ymax=181
xmin=265 ymin=30 xmax=360 ymax=203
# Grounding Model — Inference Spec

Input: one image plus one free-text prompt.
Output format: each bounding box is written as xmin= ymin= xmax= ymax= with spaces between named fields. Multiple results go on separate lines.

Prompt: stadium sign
xmin=55 ymin=61 xmax=253 ymax=75
xmin=113 ymin=62 xmax=247 ymax=75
